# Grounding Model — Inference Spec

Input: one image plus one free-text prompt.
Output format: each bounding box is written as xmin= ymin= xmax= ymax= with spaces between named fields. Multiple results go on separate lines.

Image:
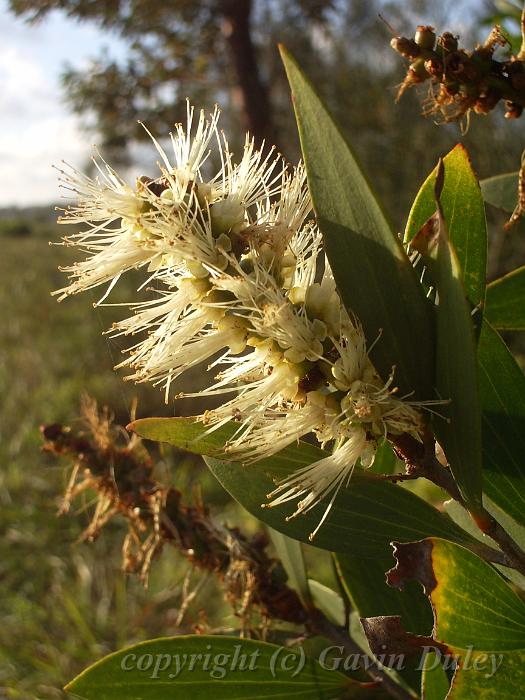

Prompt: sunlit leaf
xmin=421 ymin=652 xmax=450 ymax=700
xmin=405 ymin=144 xmax=487 ymax=311
xmin=387 ymin=538 xmax=525 ymax=699
xmin=424 ymin=162 xmax=483 ymax=510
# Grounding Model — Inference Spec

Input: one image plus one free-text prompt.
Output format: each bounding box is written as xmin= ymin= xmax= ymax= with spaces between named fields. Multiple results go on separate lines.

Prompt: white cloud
xmin=0 ymin=4 xmax=126 ymax=206
xmin=0 ymin=44 xmax=91 ymax=205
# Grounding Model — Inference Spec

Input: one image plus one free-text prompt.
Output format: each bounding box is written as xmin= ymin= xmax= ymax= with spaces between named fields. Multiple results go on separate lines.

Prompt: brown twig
xmin=389 ymin=432 xmax=525 ymax=577
xmin=505 ymin=147 xmax=525 ymax=229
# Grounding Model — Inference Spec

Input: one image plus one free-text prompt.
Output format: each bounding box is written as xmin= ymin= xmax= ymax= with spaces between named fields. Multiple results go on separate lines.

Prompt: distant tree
xmin=9 ymin=0 xmax=339 ymax=159
xmin=9 ymin=0 xmax=525 ymax=234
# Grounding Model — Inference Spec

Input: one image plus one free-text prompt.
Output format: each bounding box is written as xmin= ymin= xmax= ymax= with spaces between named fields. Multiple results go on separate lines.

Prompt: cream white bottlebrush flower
xmin=55 ymin=103 xmax=425 ymax=537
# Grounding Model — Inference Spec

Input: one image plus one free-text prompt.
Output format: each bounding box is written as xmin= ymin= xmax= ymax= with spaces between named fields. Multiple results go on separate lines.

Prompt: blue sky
xmin=0 ymin=1 xmax=126 ymax=206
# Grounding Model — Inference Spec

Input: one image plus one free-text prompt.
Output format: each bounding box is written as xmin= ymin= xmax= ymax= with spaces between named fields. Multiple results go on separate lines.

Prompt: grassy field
xmin=0 ymin=222 xmax=283 ymax=699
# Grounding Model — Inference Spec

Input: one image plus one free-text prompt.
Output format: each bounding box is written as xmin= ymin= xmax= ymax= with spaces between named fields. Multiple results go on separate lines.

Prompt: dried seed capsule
xmin=409 ymin=58 xmax=430 ymax=82
xmin=390 ymin=36 xmax=421 ymax=59
xmin=414 ymin=25 xmax=436 ymax=51
xmin=474 ymin=89 xmax=501 ymax=114
xmin=424 ymin=56 xmax=443 ymax=77
xmin=437 ymin=32 xmax=458 ymax=53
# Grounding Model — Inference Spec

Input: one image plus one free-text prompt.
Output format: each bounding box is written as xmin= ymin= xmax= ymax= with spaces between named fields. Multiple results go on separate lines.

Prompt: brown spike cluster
xmin=391 ymin=23 xmax=525 ymax=122
xmin=41 ymin=397 xmax=307 ymax=630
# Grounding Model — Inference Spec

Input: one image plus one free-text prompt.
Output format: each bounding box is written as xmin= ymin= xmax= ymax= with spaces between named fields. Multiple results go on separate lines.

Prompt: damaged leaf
xmin=385 ymin=537 xmax=525 ymax=698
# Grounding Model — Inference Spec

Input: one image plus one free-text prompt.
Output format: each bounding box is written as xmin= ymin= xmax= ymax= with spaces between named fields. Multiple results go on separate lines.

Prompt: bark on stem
xmin=221 ymin=0 xmax=274 ymax=146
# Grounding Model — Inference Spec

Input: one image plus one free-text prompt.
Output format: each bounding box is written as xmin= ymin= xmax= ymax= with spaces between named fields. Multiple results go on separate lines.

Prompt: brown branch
xmin=519 ymin=1 xmax=525 ymax=61
xmin=389 ymin=433 xmax=525 ymax=577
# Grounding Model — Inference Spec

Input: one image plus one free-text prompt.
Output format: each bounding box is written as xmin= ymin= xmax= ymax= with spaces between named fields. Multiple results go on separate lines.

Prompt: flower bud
xmin=210 ymin=198 xmax=245 ymax=236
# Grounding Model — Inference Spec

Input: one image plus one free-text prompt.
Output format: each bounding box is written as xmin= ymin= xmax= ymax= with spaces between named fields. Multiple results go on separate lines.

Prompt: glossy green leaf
xmin=130 ymin=416 xmax=478 ymax=556
xmin=335 ymin=553 xmax=432 ymax=635
xmin=280 ymin=46 xmax=434 ymax=401
xmin=431 ymin=176 xmax=483 ymax=510
xmin=405 ymin=144 xmax=487 ymax=311
xmin=129 ymin=415 xmax=327 ymax=465
xmin=421 ymin=652 xmax=449 ymax=700
xmin=478 ymin=321 xmax=525 ymax=527
xmin=485 ymin=266 xmax=525 ymax=330
xmin=269 ymin=529 xmax=310 ymax=604
xmin=206 ymin=456 xmax=473 ymax=557
xmin=65 ymin=635 xmax=351 ymax=699
xmin=130 ymin=415 xmax=399 ymax=474
xmin=390 ymin=538 xmax=525 ymax=700
xmin=480 ymin=172 xmax=518 ymax=213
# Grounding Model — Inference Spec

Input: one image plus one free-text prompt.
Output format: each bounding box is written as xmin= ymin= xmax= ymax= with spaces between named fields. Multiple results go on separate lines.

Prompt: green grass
xmin=0 ymin=231 xmax=264 ymax=699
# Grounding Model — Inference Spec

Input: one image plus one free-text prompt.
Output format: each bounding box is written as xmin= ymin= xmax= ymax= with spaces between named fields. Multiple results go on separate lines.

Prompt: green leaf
xmin=480 ymin=172 xmax=518 ymax=213
xmin=130 ymin=416 xmax=480 ymax=556
xmin=421 ymin=652 xmax=450 ymax=700
xmin=389 ymin=538 xmax=525 ymax=699
xmin=280 ymin=46 xmax=434 ymax=401
xmin=129 ymin=415 xmax=327 ymax=464
xmin=336 ymin=552 xmax=431 ymax=694
xmin=405 ymin=144 xmax=487 ymax=311
xmin=368 ymin=438 xmax=402 ymax=475
xmin=207 ymin=456 xmax=473 ymax=557
xmin=430 ymin=167 xmax=483 ymax=510
xmin=65 ymin=635 xmax=352 ymax=699
xmin=269 ymin=529 xmax=310 ymax=604
xmin=444 ymin=498 xmax=525 ymax=592
xmin=335 ymin=554 xmax=432 ymax=635
xmin=448 ymin=649 xmax=525 ymax=699
xmin=485 ymin=265 xmax=525 ymax=330
xmin=308 ymin=580 xmax=345 ymax=626
xmin=478 ymin=320 xmax=525 ymax=528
